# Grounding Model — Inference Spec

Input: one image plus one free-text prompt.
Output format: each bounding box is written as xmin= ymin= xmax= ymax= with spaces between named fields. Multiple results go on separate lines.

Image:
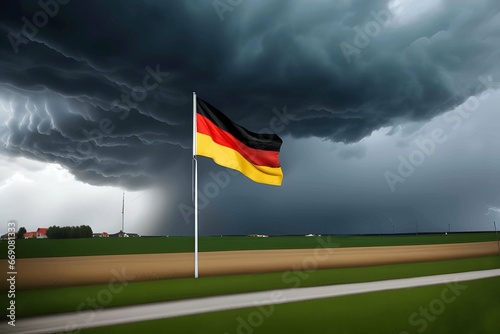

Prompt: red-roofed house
xmin=23 ymin=228 xmax=48 ymax=239
xmin=36 ymin=228 xmax=48 ymax=239
xmin=24 ymin=232 xmax=36 ymax=239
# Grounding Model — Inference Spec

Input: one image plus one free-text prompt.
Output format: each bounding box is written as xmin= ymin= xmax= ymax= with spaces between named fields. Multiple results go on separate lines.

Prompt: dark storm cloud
xmin=338 ymin=144 xmax=367 ymax=160
xmin=0 ymin=0 xmax=499 ymax=191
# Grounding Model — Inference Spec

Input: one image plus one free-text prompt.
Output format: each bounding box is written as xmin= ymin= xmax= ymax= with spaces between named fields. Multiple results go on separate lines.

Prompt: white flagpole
xmin=192 ymin=92 xmax=199 ymax=278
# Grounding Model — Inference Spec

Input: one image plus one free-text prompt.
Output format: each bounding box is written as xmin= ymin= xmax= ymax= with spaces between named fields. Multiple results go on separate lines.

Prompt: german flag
xmin=196 ymin=98 xmax=283 ymax=186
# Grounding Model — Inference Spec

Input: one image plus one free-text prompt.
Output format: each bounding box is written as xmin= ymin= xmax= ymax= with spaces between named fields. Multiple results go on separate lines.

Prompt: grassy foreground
xmin=79 ymin=276 xmax=500 ymax=334
xmin=1 ymin=232 xmax=497 ymax=259
xmin=11 ymin=256 xmax=500 ymax=318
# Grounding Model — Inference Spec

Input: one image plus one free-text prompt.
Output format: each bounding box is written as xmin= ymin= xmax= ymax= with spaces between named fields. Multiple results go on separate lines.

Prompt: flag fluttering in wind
xmin=191 ymin=93 xmax=284 ymax=278
xmin=195 ymin=98 xmax=283 ymax=186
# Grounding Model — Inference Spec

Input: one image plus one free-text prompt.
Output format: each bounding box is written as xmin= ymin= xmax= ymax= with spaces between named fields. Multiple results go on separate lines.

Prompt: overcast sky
xmin=1 ymin=0 xmax=499 ymax=236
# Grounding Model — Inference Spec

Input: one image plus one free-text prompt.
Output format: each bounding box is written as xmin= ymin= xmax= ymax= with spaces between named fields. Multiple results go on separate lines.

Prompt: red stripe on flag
xmin=197 ymin=114 xmax=281 ymax=168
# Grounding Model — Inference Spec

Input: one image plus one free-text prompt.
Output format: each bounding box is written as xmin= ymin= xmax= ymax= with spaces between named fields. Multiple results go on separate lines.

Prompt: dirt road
xmin=3 ymin=241 xmax=498 ymax=289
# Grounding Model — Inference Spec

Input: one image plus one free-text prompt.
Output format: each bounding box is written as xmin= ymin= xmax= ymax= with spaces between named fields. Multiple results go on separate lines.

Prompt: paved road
xmin=4 ymin=269 xmax=500 ymax=334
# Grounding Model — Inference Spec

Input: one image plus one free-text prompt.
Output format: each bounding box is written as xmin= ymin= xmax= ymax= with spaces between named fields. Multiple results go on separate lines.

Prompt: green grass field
xmin=10 ymin=256 xmax=500 ymax=318
xmin=3 ymin=233 xmax=498 ymax=333
xmin=78 ymin=276 xmax=500 ymax=334
xmin=1 ymin=232 xmax=497 ymax=259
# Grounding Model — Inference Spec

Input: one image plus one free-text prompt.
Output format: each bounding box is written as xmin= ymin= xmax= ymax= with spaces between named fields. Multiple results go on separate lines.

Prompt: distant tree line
xmin=46 ymin=225 xmax=93 ymax=239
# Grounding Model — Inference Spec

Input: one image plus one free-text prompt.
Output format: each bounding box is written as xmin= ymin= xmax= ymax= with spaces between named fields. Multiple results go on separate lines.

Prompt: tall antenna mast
xmin=122 ymin=192 xmax=125 ymax=232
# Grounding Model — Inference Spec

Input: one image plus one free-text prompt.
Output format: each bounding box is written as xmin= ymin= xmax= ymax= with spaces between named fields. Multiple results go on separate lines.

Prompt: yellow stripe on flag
xmin=196 ymin=132 xmax=283 ymax=186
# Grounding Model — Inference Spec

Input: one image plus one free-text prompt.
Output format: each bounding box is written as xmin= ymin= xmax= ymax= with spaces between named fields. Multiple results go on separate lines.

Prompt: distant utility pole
xmin=495 ymin=221 xmax=500 ymax=256
xmin=121 ymin=192 xmax=125 ymax=232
